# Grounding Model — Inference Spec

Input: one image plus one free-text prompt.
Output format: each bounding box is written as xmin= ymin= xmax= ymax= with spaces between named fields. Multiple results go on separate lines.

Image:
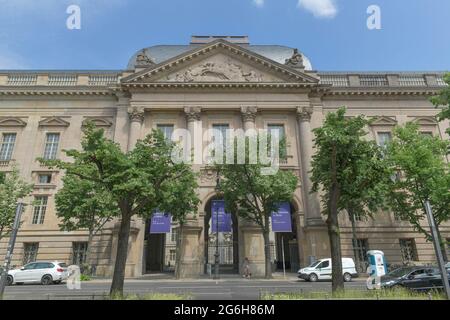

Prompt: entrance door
xmin=144 ymin=220 xmax=178 ymax=274
xmin=204 ymin=198 xmax=239 ymax=274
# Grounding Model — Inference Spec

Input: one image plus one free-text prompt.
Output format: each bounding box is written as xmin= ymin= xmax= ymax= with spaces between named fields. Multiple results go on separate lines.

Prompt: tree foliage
xmin=310 ymin=107 xmax=389 ymax=292
xmin=0 ymin=166 xmax=33 ymax=241
xmin=39 ymin=123 xmax=199 ymax=295
xmin=217 ymin=134 xmax=297 ymax=279
xmin=385 ymin=122 xmax=450 ymax=256
xmin=430 ymin=72 xmax=450 ymax=136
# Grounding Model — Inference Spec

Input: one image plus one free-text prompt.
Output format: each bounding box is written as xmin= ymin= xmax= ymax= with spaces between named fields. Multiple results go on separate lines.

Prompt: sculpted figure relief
xmin=166 ymin=58 xmax=265 ymax=82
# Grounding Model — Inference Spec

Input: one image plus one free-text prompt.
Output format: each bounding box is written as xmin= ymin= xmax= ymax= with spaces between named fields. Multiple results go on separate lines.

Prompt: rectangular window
xmin=268 ymin=124 xmax=287 ymax=162
xmin=353 ymin=239 xmax=369 ymax=271
xmin=157 ymin=124 xmax=174 ymax=141
xmin=0 ymin=133 xmax=17 ymax=161
xmin=72 ymin=242 xmax=88 ymax=266
xmin=212 ymin=124 xmax=229 ymax=148
xmin=32 ymin=196 xmax=48 ymax=224
xmin=169 ymin=249 xmax=176 ymax=262
xmin=399 ymin=238 xmax=418 ymax=262
xmin=421 ymin=131 xmax=433 ymax=137
xmin=377 ymin=132 xmax=392 ymax=149
xmin=38 ymin=174 xmax=52 ymax=184
xmin=170 ymin=228 xmax=179 ymax=243
xmin=23 ymin=243 xmax=39 ymax=265
xmin=43 ymin=133 xmax=60 ymax=160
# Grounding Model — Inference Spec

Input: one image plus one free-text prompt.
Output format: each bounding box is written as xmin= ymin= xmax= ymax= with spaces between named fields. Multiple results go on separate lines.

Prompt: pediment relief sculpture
xmin=163 ymin=55 xmax=279 ymax=83
xmin=0 ymin=117 xmax=27 ymax=127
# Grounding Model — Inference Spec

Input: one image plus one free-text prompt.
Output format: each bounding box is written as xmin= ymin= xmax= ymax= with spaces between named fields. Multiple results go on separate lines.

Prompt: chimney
xmin=190 ymin=35 xmax=249 ymax=45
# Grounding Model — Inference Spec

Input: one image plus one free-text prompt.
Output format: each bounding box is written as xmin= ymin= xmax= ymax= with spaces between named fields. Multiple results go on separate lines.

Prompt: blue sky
xmin=0 ymin=0 xmax=449 ymax=71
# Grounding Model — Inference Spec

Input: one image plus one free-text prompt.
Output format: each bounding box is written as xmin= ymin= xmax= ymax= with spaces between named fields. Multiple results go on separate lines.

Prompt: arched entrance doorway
xmin=272 ymin=202 xmax=300 ymax=272
xmin=204 ymin=197 xmax=239 ymax=274
xmin=144 ymin=219 xmax=178 ymax=274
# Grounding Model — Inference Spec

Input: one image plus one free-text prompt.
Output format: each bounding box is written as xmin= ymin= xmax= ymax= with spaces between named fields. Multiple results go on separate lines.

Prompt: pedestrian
xmin=242 ymin=257 xmax=252 ymax=279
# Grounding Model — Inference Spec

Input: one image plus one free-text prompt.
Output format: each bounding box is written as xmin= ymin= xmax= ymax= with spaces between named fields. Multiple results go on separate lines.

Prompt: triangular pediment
xmin=121 ymin=40 xmax=319 ymax=86
xmin=0 ymin=117 xmax=27 ymax=127
xmin=39 ymin=116 xmax=70 ymax=127
xmin=370 ymin=116 xmax=398 ymax=126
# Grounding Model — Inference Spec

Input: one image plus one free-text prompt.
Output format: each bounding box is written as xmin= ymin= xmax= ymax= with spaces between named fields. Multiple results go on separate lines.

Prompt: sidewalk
xmin=87 ymin=272 xmax=367 ymax=283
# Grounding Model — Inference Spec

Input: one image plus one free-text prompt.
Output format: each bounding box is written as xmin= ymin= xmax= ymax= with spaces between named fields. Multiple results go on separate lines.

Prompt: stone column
xmin=296 ymin=106 xmax=329 ymax=264
xmin=127 ymin=107 xmax=145 ymax=151
xmin=297 ymin=106 xmax=322 ymax=225
xmin=184 ymin=107 xmax=202 ymax=166
xmin=241 ymin=106 xmax=257 ymax=131
xmin=127 ymin=106 xmax=145 ymax=277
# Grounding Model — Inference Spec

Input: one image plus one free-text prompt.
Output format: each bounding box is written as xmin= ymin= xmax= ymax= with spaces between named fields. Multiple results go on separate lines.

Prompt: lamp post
xmin=0 ymin=203 xmax=25 ymax=299
xmin=214 ymin=171 xmax=221 ymax=280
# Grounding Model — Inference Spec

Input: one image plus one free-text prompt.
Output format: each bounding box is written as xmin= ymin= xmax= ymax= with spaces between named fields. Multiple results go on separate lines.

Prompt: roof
xmin=127 ymin=44 xmax=313 ymax=71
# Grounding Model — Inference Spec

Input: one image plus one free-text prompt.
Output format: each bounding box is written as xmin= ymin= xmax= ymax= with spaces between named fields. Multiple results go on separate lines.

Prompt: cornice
xmin=324 ymin=87 xmax=443 ymax=97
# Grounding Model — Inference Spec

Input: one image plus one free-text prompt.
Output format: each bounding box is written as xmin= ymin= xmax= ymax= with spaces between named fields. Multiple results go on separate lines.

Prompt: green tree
xmin=54 ymin=173 xmax=118 ymax=273
xmin=385 ymin=122 xmax=450 ymax=261
xmin=310 ymin=107 xmax=387 ymax=292
xmin=39 ymin=123 xmax=199 ymax=296
xmin=0 ymin=166 xmax=33 ymax=241
xmin=217 ymin=134 xmax=297 ymax=279
xmin=430 ymin=72 xmax=450 ymax=137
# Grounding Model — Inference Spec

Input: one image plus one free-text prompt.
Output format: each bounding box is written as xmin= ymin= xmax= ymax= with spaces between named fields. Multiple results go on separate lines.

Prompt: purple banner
xmin=271 ymin=202 xmax=292 ymax=233
xmin=150 ymin=212 xmax=171 ymax=234
xmin=211 ymin=200 xmax=232 ymax=233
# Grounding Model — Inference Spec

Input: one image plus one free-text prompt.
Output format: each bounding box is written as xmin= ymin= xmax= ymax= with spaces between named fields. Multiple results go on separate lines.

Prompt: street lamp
xmin=0 ymin=203 xmax=25 ymax=299
xmin=214 ymin=171 xmax=221 ymax=280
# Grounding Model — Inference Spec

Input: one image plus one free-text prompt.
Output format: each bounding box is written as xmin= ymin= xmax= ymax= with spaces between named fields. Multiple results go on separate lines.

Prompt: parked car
xmin=298 ymin=258 xmax=358 ymax=282
xmin=380 ymin=266 xmax=450 ymax=291
xmin=7 ymin=261 xmax=69 ymax=286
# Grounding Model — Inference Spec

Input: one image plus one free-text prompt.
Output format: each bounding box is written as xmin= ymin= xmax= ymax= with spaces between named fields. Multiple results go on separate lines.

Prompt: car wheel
xmin=309 ymin=273 xmax=318 ymax=282
xmin=343 ymin=273 xmax=352 ymax=282
xmin=41 ymin=275 xmax=53 ymax=285
xmin=6 ymin=276 xmax=13 ymax=286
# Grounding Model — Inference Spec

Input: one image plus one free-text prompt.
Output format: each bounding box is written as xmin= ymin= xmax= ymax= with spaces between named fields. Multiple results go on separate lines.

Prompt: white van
xmin=297 ymin=258 xmax=358 ymax=282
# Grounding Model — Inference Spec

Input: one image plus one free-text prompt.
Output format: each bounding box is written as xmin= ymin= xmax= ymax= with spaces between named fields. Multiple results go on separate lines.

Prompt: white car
xmin=298 ymin=258 xmax=358 ymax=282
xmin=7 ymin=261 xmax=69 ymax=286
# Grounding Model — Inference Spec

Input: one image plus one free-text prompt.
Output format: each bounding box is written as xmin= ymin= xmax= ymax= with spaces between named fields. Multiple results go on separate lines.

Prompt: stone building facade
xmin=0 ymin=36 xmax=449 ymax=278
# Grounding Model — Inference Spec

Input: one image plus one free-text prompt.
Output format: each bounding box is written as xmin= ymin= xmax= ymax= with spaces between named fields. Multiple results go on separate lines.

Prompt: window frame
xmin=32 ymin=195 xmax=48 ymax=225
xmin=0 ymin=132 xmax=17 ymax=161
xmin=399 ymin=238 xmax=419 ymax=262
xmin=22 ymin=243 xmax=39 ymax=265
xmin=43 ymin=132 xmax=60 ymax=160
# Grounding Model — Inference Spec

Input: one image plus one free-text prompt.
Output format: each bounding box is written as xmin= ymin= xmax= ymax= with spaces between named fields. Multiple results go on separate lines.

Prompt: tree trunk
xmin=263 ymin=216 xmax=272 ymax=279
xmin=175 ymin=223 xmax=184 ymax=280
xmin=348 ymin=208 xmax=362 ymax=273
xmin=327 ymin=183 xmax=344 ymax=292
xmin=85 ymin=230 xmax=94 ymax=275
xmin=109 ymin=211 xmax=132 ymax=297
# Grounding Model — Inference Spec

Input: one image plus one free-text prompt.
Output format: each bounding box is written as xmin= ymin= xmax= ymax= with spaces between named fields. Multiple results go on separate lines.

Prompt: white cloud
xmin=297 ymin=0 xmax=337 ymax=18
xmin=252 ymin=0 xmax=265 ymax=8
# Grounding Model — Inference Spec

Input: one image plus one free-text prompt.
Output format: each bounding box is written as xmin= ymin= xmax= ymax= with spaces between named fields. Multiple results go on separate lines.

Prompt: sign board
xmin=271 ymin=202 xmax=292 ymax=233
xmin=211 ymin=200 xmax=232 ymax=233
xmin=150 ymin=212 xmax=171 ymax=234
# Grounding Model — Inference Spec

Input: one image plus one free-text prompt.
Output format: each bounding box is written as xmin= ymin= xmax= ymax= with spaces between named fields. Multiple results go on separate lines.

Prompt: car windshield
xmin=387 ymin=267 xmax=416 ymax=278
xmin=308 ymin=261 xmax=322 ymax=268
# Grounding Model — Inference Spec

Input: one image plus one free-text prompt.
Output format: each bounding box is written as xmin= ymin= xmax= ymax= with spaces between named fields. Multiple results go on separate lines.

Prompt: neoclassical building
xmin=0 ymin=36 xmax=449 ymax=278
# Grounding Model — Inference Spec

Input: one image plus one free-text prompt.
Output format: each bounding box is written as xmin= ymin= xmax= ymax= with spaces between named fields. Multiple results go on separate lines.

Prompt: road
xmin=3 ymin=278 xmax=367 ymax=300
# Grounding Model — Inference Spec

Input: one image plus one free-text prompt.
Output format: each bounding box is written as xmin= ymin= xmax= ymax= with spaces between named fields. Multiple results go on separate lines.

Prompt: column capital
xmin=296 ymin=106 xmax=313 ymax=122
xmin=240 ymin=106 xmax=258 ymax=123
xmin=184 ymin=107 xmax=202 ymax=122
xmin=128 ymin=107 xmax=145 ymax=123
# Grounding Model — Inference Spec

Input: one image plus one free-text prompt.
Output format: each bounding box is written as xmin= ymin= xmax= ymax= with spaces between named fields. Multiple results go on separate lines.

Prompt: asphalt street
xmin=3 ymin=278 xmax=367 ymax=300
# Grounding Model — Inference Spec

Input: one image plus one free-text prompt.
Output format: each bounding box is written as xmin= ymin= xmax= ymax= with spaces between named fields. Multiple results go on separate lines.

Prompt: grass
xmin=80 ymin=274 xmax=91 ymax=282
xmin=261 ymin=288 xmax=446 ymax=300
xmin=109 ymin=293 xmax=193 ymax=300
